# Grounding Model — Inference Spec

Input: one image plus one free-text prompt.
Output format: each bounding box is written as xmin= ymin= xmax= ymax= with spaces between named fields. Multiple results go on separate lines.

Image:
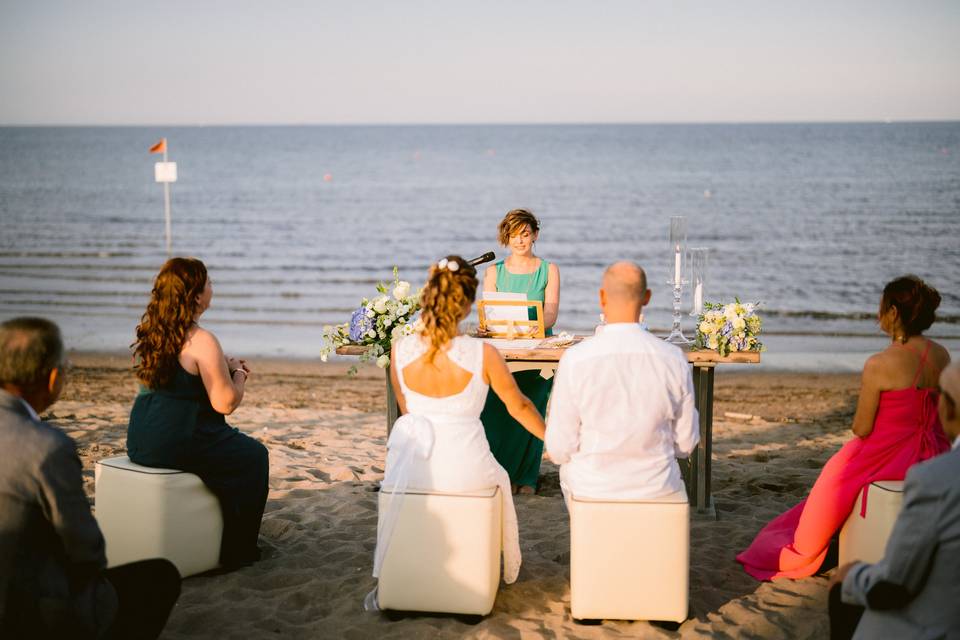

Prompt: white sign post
xmin=152 ymin=140 xmax=177 ymax=257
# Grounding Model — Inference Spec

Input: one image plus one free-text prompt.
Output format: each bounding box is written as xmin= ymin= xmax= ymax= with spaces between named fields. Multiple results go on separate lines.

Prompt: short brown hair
xmin=0 ymin=317 xmax=64 ymax=387
xmin=881 ymin=275 xmax=941 ymax=338
xmin=497 ymin=209 xmax=540 ymax=246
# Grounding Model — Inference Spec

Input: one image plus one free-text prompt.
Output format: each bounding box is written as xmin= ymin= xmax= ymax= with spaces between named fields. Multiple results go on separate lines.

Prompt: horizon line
xmin=2 ymin=118 xmax=960 ymax=129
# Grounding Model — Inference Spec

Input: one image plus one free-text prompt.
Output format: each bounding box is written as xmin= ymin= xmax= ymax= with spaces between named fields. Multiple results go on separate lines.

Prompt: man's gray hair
xmin=0 ymin=317 xmax=65 ymax=387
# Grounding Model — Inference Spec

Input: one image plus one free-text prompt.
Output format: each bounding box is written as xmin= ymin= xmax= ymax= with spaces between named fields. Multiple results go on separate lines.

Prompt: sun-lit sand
xmin=55 ymin=352 xmax=859 ymax=639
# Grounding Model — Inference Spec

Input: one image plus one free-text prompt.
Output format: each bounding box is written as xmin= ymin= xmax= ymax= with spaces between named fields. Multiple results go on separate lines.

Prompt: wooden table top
xmin=336 ymin=336 xmax=761 ymax=365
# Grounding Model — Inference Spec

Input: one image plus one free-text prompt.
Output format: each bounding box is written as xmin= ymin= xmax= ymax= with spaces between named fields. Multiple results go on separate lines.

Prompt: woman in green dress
xmin=481 ymin=209 xmax=560 ymax=493
xmin=127 ymin=258 xmax=269 ymax=569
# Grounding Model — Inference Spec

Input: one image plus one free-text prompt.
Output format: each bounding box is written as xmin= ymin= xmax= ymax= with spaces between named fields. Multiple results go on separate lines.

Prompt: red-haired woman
xmin=737 ymin=275 xmax=950 ymax=580
xmin=127 ymin=257 xmax=269 ymax=569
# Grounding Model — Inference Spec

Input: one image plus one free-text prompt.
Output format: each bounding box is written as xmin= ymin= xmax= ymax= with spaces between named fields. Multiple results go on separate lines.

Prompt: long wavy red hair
xmin=132 ymin=257 xmax=208 ymax=389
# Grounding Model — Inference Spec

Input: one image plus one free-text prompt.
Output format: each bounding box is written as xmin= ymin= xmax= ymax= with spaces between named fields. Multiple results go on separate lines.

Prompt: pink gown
xmin=736 ymin=341 xmax=950 ymax=580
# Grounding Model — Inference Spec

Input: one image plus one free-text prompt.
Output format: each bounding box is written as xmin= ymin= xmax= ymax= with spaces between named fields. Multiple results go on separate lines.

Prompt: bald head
xmin=599 ymin=261 xmax=650 ymax=323
xmin=603 ymin=262 xmax=647 ymax=301
xmin=939 ymin=362 xmax=960 ymax=442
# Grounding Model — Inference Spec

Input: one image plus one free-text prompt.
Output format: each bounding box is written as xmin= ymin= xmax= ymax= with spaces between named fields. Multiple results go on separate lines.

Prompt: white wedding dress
xmin=374 ymin=333 xmax=521 ymax=584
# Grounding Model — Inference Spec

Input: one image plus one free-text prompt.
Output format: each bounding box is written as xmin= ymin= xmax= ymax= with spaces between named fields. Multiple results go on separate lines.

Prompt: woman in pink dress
xmin=737 ymin=275 xmax=951 ymax=580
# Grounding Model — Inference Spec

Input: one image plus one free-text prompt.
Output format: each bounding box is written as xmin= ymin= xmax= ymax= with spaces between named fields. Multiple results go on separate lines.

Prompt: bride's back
xmin=394 ymin=334 xmax=488 ymax=418
xmin=402 ymin=339 xmax=474 ymax=398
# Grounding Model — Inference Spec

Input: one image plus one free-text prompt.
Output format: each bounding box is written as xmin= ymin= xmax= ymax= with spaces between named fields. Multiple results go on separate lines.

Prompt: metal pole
xmin=163 ymin=145 xmax=172 ymax=257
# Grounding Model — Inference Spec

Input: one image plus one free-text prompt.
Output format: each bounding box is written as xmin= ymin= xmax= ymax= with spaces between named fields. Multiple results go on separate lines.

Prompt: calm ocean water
xmin=1 ymin=123 xmax=958 ymax=369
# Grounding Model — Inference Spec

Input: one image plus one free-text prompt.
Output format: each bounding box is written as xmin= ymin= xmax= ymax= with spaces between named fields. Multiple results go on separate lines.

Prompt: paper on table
xmin=484 ymin=338 xmax=541 ymax=350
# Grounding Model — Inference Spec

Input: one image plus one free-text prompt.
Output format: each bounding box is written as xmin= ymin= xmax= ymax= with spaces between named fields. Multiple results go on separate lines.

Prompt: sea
xmin=1 ymin=123 xmax=958 ymax=371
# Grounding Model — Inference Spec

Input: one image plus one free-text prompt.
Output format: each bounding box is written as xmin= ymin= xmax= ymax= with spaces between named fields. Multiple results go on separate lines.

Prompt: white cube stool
xmin=839 ymin=480 xmax=904 ymax=566
xmin=94 ymin=456 xmax=223 ymax=577
xmin=570 ymin=491 xmax=689 ymax=622
xmin=377 ymin=486 xmax=502 ymax=615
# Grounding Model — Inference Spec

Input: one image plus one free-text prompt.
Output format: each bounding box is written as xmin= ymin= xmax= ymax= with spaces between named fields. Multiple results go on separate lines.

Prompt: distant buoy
xmin=323 ymin=173 xmax=333 ymax=182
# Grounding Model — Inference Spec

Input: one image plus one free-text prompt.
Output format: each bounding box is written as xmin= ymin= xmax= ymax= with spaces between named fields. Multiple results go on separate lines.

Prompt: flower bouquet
xmin=320 ymin=267 xmax=421 ymax=370
xmin=694 ymin=299 xmax=765 ymax=357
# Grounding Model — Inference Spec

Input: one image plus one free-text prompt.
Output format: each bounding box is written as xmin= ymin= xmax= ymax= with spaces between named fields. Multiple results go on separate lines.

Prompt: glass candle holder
xmin=689 ymin=247 xmax=708 ymax=317
xmin=669 ymin=216 xmax=687 ymax=286
xmin=665 ymin=216 xmax=689 ymax=344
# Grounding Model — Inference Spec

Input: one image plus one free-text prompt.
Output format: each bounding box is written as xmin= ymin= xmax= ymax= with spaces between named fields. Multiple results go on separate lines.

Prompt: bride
xmin=373 ymin=255 xmax=546 ymax=586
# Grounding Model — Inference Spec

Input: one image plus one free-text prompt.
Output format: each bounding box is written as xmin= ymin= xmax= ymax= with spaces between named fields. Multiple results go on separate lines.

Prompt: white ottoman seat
xmin=376 ymin=486 xmax=502 ymax=615
xmin=94 ymin=455 xmax=223 ymax=577
xmin=839 ymin=480 xmax=905 ymax=566
xmin=570 ymin=491 xmax=689 ymax=623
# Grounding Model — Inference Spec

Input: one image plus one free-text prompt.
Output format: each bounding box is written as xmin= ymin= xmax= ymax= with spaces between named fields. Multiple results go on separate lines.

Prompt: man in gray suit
xmin=829 ymin=360 xmax=960 ymax=639
xmin=0 ymin=317 xmax=180 ymax=639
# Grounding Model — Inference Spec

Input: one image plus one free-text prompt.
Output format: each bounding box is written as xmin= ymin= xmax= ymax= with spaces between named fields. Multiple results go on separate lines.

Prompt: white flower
xmin=447 ymin=260 xmax=459 ymax=272
xmin=384 ymin=318 xmax=392 ymax=327
xmin=366 ymin=309 xmax=375 ymax=318
xmin=724 ymin=304 xmax=739 ymax=321
xmin=437 ymin=258 xmax=448 ymax=270
xmin=376 ymin=354 xmax=390 ymax=368
xmin=393 ymin=280 xmax=411 ymax=300
xmin=373 ymin=296 xmax=388 ymax=314
xmin=320 ymin=352 xmax=328 ymax=362
xmin=366 ymin=329 xmax=376 ymax=339
xmin=732 ymin=317 xmax=746 ymax=332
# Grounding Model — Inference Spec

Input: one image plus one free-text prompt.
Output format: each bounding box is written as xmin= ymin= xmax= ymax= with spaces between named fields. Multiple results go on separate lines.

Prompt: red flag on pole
xmin=149 ymin=138 xmax=167 ymax=154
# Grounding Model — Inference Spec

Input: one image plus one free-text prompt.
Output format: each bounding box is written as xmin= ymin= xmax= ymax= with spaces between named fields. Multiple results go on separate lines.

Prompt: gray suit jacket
xmin=843 ymin=444 xmax=960 ymax=640
xmin=0 ymin=389 xmax=117 ymax=638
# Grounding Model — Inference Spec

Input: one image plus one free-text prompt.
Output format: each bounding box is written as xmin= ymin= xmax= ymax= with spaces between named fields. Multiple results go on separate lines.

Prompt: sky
xmin=1 ymin=0 xmax=959 ymax=125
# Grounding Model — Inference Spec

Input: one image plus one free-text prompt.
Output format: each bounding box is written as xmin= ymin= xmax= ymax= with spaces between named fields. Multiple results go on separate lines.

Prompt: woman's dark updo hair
xmin=881 ymin=275 xmax=940 ymax=339
xmin=419 ymin=255 xmax=478 ymax=362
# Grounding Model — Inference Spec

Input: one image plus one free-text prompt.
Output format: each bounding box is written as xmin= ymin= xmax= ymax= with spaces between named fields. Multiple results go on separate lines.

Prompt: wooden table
xmin=337 ymin=340 xmax=760 ymax=517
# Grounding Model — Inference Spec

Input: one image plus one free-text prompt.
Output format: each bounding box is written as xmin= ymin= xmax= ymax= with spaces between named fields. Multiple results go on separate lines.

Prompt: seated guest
xmin=481 ymin=208 xmax=561 ymax=494
xmin=545 ymin=261 xmax=699 ymax=502
xmin=128 ymin=257 xmax=269 ymax=569
xmin=828 ymin=361 xmax=960 ymax=640
xmin=738 ymin=275 xmax=950 ymax=580
xmin=374 ymin=256 xmax=546 ymax=586
xmin=0 ymin=317 xmax=180 ymax=639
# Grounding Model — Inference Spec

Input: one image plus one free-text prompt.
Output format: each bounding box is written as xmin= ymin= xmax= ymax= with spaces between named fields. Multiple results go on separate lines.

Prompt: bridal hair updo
xmin=497 ymin=208 xmax=540 ymax=246
xmin=419 ymin=255 xmax=478 ymax=362
xmin=881 ymin=275 xmax=941 ymax=339
xmin=133 ymin=257 xmax=208 ymax=389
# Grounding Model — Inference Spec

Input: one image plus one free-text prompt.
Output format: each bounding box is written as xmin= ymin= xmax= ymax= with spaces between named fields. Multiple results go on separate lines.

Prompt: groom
xmin=545 ymin=261 xmax=699 ymax=502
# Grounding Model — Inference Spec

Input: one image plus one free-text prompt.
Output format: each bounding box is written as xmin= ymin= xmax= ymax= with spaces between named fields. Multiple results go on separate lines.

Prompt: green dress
xmin=481 ymin=258 xmax=553 ymax=489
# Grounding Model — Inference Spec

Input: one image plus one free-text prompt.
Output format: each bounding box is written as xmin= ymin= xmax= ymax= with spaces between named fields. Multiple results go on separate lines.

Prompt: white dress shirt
xmin=545 ymin=322 xmax=700 ymax=500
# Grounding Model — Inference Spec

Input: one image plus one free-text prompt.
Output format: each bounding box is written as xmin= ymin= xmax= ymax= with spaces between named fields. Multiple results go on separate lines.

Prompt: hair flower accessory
xmin=435 ymin=258 xmax=459 ymax=272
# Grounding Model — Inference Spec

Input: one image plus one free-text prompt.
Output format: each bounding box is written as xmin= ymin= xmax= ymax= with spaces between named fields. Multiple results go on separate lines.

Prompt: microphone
xmin=467 ymin=252 xmax=495 ymax=267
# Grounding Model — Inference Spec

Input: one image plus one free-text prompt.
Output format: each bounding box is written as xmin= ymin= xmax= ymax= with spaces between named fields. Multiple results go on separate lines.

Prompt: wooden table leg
xmin=385 ymin=367 xmax=399 ymax=437
xmin=689 ymin=364 xmax=717 ymax=519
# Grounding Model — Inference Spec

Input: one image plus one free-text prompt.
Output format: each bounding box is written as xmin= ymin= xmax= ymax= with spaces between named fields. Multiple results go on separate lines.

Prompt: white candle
xmin=694 ymin=282 xmax=703 ymax=314
xmin=674 ymin=251 xmax=682 ymax=284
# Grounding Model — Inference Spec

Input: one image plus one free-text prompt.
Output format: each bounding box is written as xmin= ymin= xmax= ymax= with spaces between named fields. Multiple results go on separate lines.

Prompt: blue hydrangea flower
xmin=349 ymin=307 xmax=373 ymax=342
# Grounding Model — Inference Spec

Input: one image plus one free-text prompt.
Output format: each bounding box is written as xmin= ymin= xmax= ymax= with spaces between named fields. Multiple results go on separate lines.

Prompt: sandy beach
xmin=52 ymin=352 xmax=861 ymax=639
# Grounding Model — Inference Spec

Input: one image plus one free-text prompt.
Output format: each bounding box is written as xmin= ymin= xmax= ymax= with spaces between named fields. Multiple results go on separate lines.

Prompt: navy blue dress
xmin=127 ymin=364 xmax=269 ymax=568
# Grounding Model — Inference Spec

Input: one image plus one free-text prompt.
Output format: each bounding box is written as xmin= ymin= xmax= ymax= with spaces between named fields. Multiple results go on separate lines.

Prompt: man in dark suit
xmin=0 ymin=317 xmax=181 ymax=639
xmin=829 ymin=360 xmax=960 ymax=639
